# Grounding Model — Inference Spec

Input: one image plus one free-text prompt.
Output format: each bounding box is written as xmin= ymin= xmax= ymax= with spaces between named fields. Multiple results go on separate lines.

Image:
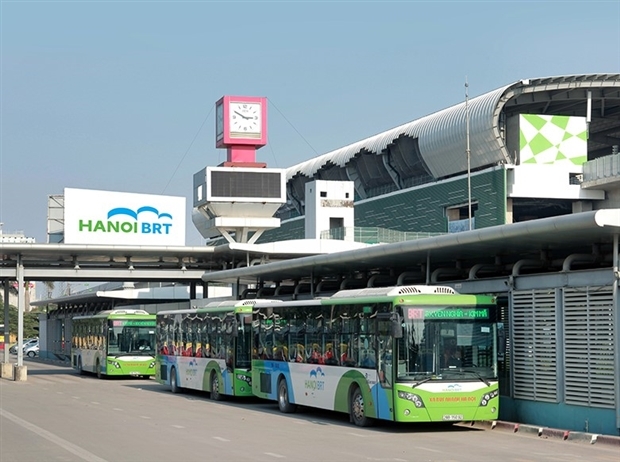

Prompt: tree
xmin=44 ymin=281 xmax=55 ymax=299
xmin=0 ymin=300 xmax=41 ymax=340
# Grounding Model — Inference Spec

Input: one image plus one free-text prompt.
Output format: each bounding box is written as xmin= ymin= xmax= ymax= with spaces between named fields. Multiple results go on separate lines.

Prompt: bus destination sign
xmin=407 ymin=307 xmax=489 ymax=320
xmin=112 ymin=320 xmax=157 ymax=327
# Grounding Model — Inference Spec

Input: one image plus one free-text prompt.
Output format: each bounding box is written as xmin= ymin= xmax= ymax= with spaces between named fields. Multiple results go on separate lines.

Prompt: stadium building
xmin=258 ymin=74 xmax=620 ymax=242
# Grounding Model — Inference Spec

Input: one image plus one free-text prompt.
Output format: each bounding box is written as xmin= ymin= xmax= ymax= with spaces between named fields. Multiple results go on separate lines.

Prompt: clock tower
xmin=192 ymin=95 xmax=285 ymax=244
xmin=215 ymin=95 xmax=268 ymax=165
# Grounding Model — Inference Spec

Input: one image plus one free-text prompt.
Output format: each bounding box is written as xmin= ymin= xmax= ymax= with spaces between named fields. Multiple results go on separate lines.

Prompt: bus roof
xmin=330 ymin=285 xmax=457 ymax=298
xmin=73 ymin=309 xmax=154 ymax=320
xmin=157 ymin=299 xmax=283 ymax=317
xmin=253 ymin=299 xmax=321 ymax=309
xmin=251 ymin=286 xmax=496 ymax=309
xmin=198 ymin=298 xmax=280 ymax=309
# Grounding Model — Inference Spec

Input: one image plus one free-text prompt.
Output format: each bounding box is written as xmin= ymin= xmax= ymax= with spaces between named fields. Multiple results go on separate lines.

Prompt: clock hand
xmin=234 ymin=111 xmax=249 ymax=119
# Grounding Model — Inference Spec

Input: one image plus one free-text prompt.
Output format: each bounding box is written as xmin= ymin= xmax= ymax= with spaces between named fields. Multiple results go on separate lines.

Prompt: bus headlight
xmin=398 ymin=391 xmax=426 ymax=408
xmin=149 ymin=362 xmax=155 ymax=369
xmin=236 ymin=374 xmax=252 ymax=386
xmin=112 ymin=361 xmax=121 ymax=369
xmin=479 ymin=389 xmax=499 ymax=406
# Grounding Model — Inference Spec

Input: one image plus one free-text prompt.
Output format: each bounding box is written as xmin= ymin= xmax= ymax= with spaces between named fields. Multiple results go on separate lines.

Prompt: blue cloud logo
xmin=309 ymin=367 xmax=325 ymax=378
xmin=107 ymin=206 xmax=173 ymax=220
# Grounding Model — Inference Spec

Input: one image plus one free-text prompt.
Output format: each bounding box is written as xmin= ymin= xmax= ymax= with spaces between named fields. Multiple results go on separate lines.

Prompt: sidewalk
xmin=462 ymin=419 xmax=620 ymax=448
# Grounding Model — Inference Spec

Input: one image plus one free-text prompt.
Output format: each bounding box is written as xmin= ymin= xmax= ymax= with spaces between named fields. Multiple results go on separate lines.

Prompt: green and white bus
xmin=155 ymin=300 xmax=271 ymax=399
xmin=251 ymin=285 xmax=502 ymax=426
xmin=71 ymin=309 xmax=157 ymax=378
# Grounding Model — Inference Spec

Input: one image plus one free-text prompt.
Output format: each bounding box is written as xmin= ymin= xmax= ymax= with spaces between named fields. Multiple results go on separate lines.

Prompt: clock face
xmin=216 ymin=102 xmax=224 ymax=141
xmin=229 ymin=101 xmax=262 ymax=138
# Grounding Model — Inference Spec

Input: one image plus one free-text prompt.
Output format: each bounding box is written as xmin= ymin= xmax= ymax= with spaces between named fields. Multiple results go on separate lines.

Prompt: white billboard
xmin=519 ymin=114 xmax=587 ymax=165
xmin=64 ymin=188 xmax=186 ymax=246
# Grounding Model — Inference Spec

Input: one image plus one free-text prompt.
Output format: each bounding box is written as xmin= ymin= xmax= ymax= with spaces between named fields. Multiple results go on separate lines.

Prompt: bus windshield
xmin=395 ymin=305 xmax=498 ymax=381
xmin=107 ymin=321 xmax=156 ymax=356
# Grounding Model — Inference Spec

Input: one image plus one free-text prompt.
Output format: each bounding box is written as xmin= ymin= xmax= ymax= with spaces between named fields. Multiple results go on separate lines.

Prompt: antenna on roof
xmin=465 ymin=77 xmax=472 ymax=231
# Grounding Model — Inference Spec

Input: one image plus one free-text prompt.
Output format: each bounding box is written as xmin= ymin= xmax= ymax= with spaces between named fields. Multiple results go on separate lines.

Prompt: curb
xmin=463 ymin=420 xmax=620 ymax=447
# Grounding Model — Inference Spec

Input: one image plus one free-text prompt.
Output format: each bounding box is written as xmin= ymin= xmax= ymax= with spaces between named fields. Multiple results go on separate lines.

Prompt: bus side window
xmin=324 ymin=343 xmax=338 ymax=365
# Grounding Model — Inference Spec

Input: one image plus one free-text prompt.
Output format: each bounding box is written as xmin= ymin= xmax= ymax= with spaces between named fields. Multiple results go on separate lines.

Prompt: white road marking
xmin=416 ymin=446 xmax=441 ymax=453
xmin=0 ymin=408 xmax=108 ymax=462
xmin=213 ymin=436 xmax=229 ymax=442
xmin=140 ymin=415 xmax=151 ymax=419
xmin=171 ymin=424 xmax=185 ymax=428
xmin=113 ymin=408 xmax=123 ymax=411
xmin=265 ymin=453 xmax=285 ymax=458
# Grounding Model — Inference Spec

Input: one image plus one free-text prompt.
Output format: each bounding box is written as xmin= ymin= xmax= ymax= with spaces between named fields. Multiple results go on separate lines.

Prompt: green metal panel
xmin=354 ymin=169 xmax=506 ymax=233
xmin=261 ymin=169 xmax=506 ymax=242
xmin=258 ymin=218 xmax=305 ymax=243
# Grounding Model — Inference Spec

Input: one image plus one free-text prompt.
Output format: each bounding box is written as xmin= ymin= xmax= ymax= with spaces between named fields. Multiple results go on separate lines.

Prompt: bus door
xmin=374 ymin=312 xmax=400 ymax=420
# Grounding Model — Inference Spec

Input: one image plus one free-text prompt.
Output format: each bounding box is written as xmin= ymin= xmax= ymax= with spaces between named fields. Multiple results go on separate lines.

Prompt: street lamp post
xmin=465 ymin=78 xmax=472 ymax=231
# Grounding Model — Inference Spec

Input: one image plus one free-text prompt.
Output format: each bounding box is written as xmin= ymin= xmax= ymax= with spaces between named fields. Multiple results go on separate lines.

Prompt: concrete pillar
xmin=572 ymin=201 xmax=593 ymax=213
xmin=13 ymin=365 xmax=27 ymax=381
xmin=506 ymin=198 xmax=513 ymax=224
xmin=0 ymin=362 xmax=14 ymax=379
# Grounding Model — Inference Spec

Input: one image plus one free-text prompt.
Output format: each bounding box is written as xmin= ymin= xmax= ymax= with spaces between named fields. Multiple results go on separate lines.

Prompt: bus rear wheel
xmin=77 ymin=357 xmax=83 ymax=375
xmin=170 ymin=367 xmax=180 ymax=393
xmin=210 ymin=372 xmax=223 ymax=401
xmin=277 ymin=378 xmax=297 ymax=414
xmin=350 ymin=386 xmax=372 ymax=427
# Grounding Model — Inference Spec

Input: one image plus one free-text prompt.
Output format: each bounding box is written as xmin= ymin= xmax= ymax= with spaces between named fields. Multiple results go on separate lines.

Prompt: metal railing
xmin=583 ymin=152 xmax=620 ymax=183
xmin=320 ymin=227 xmax=444 ymax=244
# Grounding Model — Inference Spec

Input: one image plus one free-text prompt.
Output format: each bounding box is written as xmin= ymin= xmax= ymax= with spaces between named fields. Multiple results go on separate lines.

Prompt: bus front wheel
xmin=350 ymin=386 xmax=373 ymax=427
xmin=96 ymin=359 xmax=102 ymax=379
xmin=210 ymin=372 xmax=223 ymax=401
xmin=77 ymin=357 xmax=83 ymax=375
xmin=277 ymin=378 xmax=297 ymax=414
xmin=170 ymin=367 xmax=180 ymax=393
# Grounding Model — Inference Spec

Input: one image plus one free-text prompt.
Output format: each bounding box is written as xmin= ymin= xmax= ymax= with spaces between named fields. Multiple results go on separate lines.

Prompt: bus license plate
xmin=442 ymin=414 xmax=463 ymax=421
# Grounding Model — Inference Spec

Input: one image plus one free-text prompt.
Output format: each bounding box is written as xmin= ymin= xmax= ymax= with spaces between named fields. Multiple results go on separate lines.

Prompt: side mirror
xmin=226 ymin=316 xmax=239 ymax=337
xmin=391 ymin=313 xmax=403 ymax=339
xmin=497 ymin=323 xmax=506 ymax=362
xmin=232 ymin=318 xmax=239 ymax=337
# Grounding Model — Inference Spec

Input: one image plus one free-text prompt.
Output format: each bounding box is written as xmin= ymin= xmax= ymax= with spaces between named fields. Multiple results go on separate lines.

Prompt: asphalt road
xmin=1 ymin=358 xmax=618 ymax=462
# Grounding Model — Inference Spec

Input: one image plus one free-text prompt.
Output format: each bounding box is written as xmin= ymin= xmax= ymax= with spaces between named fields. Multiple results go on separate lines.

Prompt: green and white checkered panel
xmin=519 ymin=114 xmax=587 ymax=165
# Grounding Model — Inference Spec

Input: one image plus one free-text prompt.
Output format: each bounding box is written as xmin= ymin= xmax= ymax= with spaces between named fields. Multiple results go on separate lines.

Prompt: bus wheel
xmin=77 ymin=357 xmax=84 ymax=375
xmin=277 ymin=378 xmax=297 ymax=414
xmin=96 ymin=359 xmax=102 ymax=379
xmin=210 ymin=372 xmax=223 ymax=401
xmin=350 ymin=387 xmax=372 ymax=427
xmin=170 ymin=367 xmax=180 ymax=393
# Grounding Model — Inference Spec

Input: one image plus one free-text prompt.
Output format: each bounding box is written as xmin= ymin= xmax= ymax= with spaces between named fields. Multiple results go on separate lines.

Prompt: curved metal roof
xmin=286 ymin=74 xmax=620 ymax=182
xmin=202 ymin=208 xmax=620 ymax=285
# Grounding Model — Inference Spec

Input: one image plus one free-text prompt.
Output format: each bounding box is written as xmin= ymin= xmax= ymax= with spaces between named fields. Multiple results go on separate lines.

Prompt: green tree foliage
xmin=1 ymin=301 xmax=42 ymax=340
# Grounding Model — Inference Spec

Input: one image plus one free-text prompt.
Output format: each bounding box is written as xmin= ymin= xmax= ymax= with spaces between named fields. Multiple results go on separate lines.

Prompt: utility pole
xmin=465 ymin=77 xmax=472 ymax=231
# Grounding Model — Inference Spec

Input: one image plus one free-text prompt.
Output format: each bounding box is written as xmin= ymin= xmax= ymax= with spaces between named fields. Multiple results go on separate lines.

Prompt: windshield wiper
xmin=410 ymin=376 xmax=434 ymax=389
xmin=462 ymin=369 xmax=491 ymax=386
xmin=445 ymin=369 xmax=490 ymax=386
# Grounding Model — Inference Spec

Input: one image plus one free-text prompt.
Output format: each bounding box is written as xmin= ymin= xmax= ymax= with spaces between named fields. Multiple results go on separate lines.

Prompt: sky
xmin=1 ymin=0 xmax=619 ymax=247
